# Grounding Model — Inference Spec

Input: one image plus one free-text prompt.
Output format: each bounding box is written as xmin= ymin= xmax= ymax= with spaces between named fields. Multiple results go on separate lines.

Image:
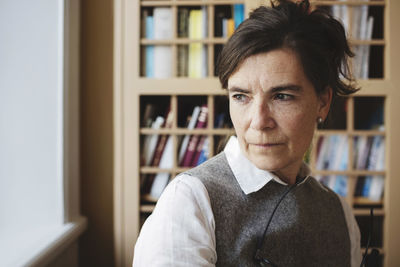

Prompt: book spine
xmin=191 ymin=135 xmax=207 ymax=166
xmin=196 ymin=137 xmax=209 ymax=165
xmin=227 ymin=18 xmax=235 ymax=37
xmin=362 ymin=176 xmax=372 ymax=197
xmin=150 ymin=109 xmax=174 ymax=167
xmin=178 ymin=8 xmax=189 ymax=38
xmin=154 ymin=46 xmax=172 ymax=78
xmin=145 ymin=16 xmax=154 ymax=77
xmin=150 ymin=135 xmax=174 ymax=199
xmin=234 ymin=4 xmax=244 ymax=29
xmin=153 ymin=7 xmax=173 ymax=40
xmin=143 ymin=116 xmax=165 ymax=166
xmin=181 ymin=105 xmax=208 ymax=166
xmin=150 ymin=173 xmax=170 ymax=199
xmin=368 ymin=176 xmax=384 ymax=201
xmin=178 ymin=106 xmax=201 ymax=163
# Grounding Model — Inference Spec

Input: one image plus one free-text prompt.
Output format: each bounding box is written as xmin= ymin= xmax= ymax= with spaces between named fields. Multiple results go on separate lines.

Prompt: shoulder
xmin=185 ymin=152 xmax=229 ymax=177
xmin=185 ymin=152 xmax=235 ymax=187
xmin=133 ymin=174 xmax=217 ymax=266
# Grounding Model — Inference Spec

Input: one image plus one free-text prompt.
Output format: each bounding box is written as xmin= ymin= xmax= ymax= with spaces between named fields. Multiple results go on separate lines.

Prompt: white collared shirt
xmin=133 ymin=136 xmax=361 ymax=266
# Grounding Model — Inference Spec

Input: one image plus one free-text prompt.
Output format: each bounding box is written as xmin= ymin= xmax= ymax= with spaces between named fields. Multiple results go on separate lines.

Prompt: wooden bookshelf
xmin=114 ymin=0 xmax=400 ymax=266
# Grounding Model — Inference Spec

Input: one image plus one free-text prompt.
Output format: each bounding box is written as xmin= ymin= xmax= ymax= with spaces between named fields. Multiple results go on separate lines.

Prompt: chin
xmin=250 ymin=155 xmax=285 ymax=172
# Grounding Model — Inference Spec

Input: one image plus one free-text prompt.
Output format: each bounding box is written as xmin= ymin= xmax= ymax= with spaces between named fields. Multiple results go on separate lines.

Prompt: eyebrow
xmin=270 ymin=84 xmax=302 ymax=93
xmin=227 ymin=87 xmax=250 ymax=93
xmin=228 ymin=84 xmax=302 ymax=94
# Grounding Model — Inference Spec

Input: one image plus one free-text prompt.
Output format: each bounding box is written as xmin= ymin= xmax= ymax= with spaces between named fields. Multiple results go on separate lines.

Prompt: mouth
xmin=251 ymin=143 xmax=284 ymax=147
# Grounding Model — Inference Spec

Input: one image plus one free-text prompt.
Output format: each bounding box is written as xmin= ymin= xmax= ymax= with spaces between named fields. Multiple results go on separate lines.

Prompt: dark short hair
xmin=216 ymin=0 xmax=358 ymax=97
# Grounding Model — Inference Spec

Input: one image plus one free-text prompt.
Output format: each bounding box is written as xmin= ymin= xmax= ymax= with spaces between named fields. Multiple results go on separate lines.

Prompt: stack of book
xmin=315 ymin=135 xmax=349 ymax=197
xmin=142 ymin=7 xmax=173 ymax=78
xmin=214 ymin=4 xmax=245 ymax=38
xmin=315 ymin=135 xmax=385 ymax=201
xmin=332 ymin=0 xmax=374 ymax=79
xmin=140 ymin=105 xmax=174 ymax=200
xmin=353 ymin=136 xmax=385 ymax=201
xmin=176 ymin=4 xmax=245 ymax=77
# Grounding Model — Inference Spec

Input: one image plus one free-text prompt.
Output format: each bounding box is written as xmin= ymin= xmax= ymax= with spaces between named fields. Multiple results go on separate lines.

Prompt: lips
xmin=252 ymin=143 xmax=283 ymax=147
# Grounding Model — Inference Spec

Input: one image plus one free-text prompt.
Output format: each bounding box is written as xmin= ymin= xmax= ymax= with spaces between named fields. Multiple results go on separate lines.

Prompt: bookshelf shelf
xmin=140 ymin=128 xmax=234 ymax=134
xmin=313 ymin=170 xmax=386 ymax=176
xmin=315 ymin=130 xmax=385 ymax=136
xmin=114 ymin=0 xmax=400 ymax=265
xmin=311 ymin=0 xmax=385 ymax=6
xmin=355 ymin=209 xmax=385 ymax=216
xmin=140 ymin=37 xmax=228 ymax=45
xmin=350 ymin=39 xmax=385 ymax=45
xmin=140 ymin=166 xmax=192 ymax=173
xmin=139 ymin=203 xmax=386 ymax=217
xmin=141 ymin=0 xmax=245 ymax=7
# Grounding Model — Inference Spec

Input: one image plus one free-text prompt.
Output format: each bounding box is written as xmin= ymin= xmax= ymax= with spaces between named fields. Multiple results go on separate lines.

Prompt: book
xmin=354 ymin=176 xmax=366 ymax=197
xmin=375 ymin=137 xmax=385 ymax=171
xmin=140 ymin=116 xmax=164 ymax=190
xmin=316 ymin=136 xmax=328 ymax=170
xmin=214 ymin=11 xmax=225 ymax=37
xmin=153 ymin=7 xmax=173 ymax=78
xmin=154 ymin=46 xmax=172 ymax=78
xmin=153 ymin=7 xmax=173 ymax=40
xmin=360 ymin=16 xmax=374 ymax=79
xmin=369 ymin=176 xmax=384 ymax=201
xmin=145 ymin=15 xmax=154 ymax=77
xmin=178 ymin=8 xmax=189 ymax=38
xmin=234 ymin=4 xmax=244 ymax=29
xmin=150 ymin=108 xmax=174 ymax=167
xmin=142 ymin=107 xmax=174 ymax=194
xmin=141 ymin=103 xmax=156 ymax=127
xmin=177 ymin=45 xmax=189 ymax=77
xmin=181 ymin=105 xmax=208 ymax=167
xmin=191 ymin=135 xmax=207 ymax=166
xmin=178 ymin=106 xmax=201 ymax=163
xmin=355 ymin=136 xmax=373 ymax=170
xmin=202 ymin=6 xmax=208 ymax=78
xmin=141 ymin=9 xmax=148 ymax=38
xmin=367 ymin=136 xmax=383 ymax=170
xmin=362 ymin=176 xmax=373 ymax=197
xmin=195 ymin=137 xmax=209 ymax=165
xmin=319 ymin=175 xmax=348 ymax=197
xmin=150 ymin=135 xmax=173 ymax=198
xmin=188 ymin=9 xmax=206 ymax=78
xmin=331 ymin=135 xmax=348 ymax=170
xmin=333 ymin=175 xmax=348 ymax=197
xmin=227 ymin=18 xmax=235 ymax=37
xmin=142 ymin=116 xmax=164 ymax=166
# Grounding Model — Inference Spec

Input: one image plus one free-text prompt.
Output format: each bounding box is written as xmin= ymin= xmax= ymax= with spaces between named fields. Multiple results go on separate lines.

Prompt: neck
xmin=272 ymin=161 xmax=304 ymax=185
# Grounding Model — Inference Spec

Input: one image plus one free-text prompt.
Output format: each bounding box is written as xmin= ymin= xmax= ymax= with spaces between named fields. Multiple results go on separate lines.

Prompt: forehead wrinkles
xmin=228 ymin=49 xmax=304 ymax=91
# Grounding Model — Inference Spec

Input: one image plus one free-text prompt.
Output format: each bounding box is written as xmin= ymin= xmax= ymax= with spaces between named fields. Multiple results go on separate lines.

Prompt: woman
xmin=134 ymin=1 xmax=361 ymax=266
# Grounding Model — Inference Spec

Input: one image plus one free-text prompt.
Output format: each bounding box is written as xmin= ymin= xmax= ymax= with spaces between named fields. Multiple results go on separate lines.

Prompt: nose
xmin=249 ymin=100 xmax=276 ymax=130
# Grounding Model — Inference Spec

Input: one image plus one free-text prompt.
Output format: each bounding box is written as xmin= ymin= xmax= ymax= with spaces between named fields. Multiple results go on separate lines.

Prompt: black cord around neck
xmin=360 ymin=207 xmax=377 ymax=267
xmin=254 ymin=181 xmax=299 ymax=266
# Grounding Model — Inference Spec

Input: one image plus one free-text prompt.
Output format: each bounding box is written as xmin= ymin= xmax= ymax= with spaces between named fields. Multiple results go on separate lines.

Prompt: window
xmin=0 ymin=0 xmax=85 ymax=266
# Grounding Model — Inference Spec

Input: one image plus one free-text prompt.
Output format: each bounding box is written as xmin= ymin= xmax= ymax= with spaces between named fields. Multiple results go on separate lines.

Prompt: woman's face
xmin=228 ymin=49 xmax=331 ymax=182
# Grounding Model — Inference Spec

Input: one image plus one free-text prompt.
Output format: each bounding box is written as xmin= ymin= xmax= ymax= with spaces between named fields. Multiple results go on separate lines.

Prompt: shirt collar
xmin=224 ymin=136 xmax=311 ymax=195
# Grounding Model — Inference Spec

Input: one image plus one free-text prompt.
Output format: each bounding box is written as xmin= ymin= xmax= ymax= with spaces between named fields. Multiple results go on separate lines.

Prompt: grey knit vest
xmin=185 ymin=152 xmax=351 ymax=267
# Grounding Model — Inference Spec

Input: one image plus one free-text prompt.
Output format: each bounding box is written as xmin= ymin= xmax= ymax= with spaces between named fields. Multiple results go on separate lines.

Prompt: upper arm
xmin=133 ymin=175 xmax=217 ymax=267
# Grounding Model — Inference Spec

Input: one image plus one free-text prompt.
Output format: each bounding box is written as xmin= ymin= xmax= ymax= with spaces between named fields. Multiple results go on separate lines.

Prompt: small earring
xmin=317 ymin=117 xmax=323 ymax=124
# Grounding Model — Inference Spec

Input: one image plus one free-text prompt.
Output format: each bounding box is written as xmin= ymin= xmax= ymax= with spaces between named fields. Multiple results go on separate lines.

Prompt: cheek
xmin=230 ymin=102 xmax=245 ymax=131
xmin=280 ymin=107 xmax=316 ymax=147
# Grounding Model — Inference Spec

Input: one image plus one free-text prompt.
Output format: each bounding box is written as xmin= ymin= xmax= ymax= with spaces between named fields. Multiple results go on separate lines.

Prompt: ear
xmin=318 ymin=87 xmax=333 ymax=120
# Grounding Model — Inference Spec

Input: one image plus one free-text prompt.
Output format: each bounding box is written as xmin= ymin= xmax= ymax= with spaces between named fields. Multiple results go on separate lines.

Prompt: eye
xmin=274 ymin=93 xmax=293 ymax=101
xmin=231 ymin=94 xmax=248 ymax=103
